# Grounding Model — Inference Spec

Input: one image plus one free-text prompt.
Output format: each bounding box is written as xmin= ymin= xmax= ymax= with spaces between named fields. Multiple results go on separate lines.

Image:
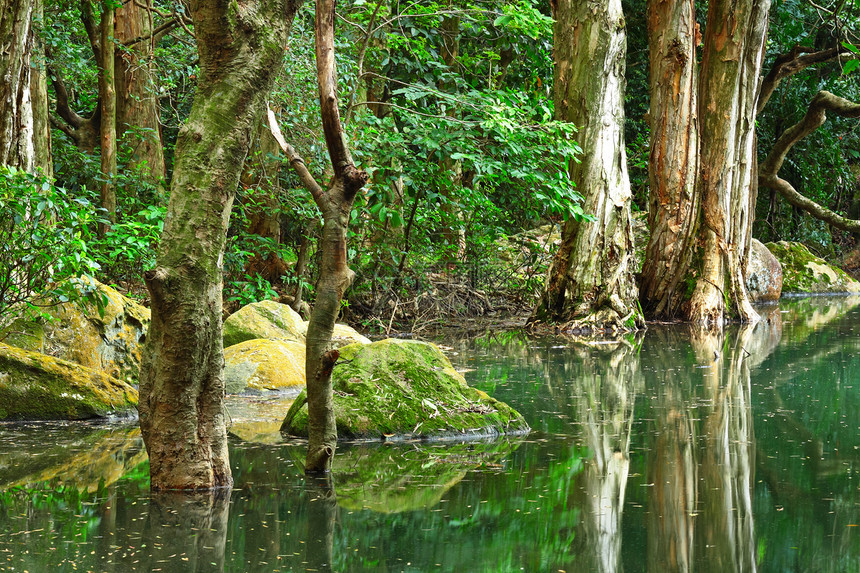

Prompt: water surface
xmin=1 ymin=297 xmax=859 ymax=571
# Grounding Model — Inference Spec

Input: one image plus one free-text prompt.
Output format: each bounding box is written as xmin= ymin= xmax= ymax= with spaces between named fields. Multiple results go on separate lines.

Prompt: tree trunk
xmin=268 ymin=0 xmax=369 ymax=472
xmin=303 ymin=0 xmax=369 ymax=472
xmin=30 ymin=0 xmax=51 ymax=176
xmin=0 ymin=0 xmax=36 ymax=170
xmin=99 ymin=2 xmax=117 ymax=232
xmin=639 ymin=0 xmax=700 ymax=319
xmin=114 ymin=0 xmax=166 ymax=190
xmin=532 ymin=0 xmax=643 ymax=333
xmin=688 ymin=0 xmax=769 ymax=327
xmin=138 ymin=0 xmax=298 ymax=491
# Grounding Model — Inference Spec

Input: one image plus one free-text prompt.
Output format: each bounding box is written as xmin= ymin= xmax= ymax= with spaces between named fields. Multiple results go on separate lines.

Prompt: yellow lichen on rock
xmin=0 ymin=342 xmax=138 ymax=420
xmin=224 ymin=338 xmax=306 ymax=393
xmin=0 ymin=277 xmax=150 ymax=384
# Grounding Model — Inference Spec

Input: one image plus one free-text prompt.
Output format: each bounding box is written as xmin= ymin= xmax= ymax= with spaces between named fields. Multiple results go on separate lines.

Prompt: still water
xmin=1 ymin=297 xmax=860 ymax=572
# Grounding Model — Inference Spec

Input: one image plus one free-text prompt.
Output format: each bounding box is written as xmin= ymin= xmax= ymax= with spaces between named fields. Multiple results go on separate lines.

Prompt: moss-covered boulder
xmin=0 ymin=343 xmax=138 ymax=420
xmin=765 ymin=241 xmax=860 ymax=294
xmin=222 ymin=300 xmax=307 ymax=347
xmin=0 ymin=278 xmax=149 ymax=384
xmin=331 ymin=323 xmax=371 ymax=346
xmin=224 ymin=338 xmax=306 ymax=394
xmin=747 ymin=238 xmax=783 ymax=302
xmin=281 ymin=339 xmax=529 ymax=440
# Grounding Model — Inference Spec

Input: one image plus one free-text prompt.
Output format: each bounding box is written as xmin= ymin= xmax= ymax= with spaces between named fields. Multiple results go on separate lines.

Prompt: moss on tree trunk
xmin=138 ymin=0 xmax=298 ymax=491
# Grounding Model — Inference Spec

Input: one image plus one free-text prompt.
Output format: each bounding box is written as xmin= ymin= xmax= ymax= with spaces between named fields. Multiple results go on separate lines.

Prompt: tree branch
xmin=758 ymin=90 xmax=860 ymax=234
xmin=266 ymin=105 xmax=325 ymax=203
xmin=80 ymin=0 xmax=102 ymax=62
xmin=316 ymin=0 xmax=369 ymax=198
xmin=758 ymin=46 xmax=851 ymax=113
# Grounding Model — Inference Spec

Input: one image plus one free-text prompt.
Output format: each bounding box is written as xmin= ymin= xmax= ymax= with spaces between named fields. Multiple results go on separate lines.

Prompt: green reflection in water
xmin=0 ymin=296 xmax=859 ymax=571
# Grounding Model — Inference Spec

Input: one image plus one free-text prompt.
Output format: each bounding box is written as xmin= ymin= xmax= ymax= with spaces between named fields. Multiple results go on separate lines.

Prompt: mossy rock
xmin=224 ymin=338 xmax=306 ymax=394
xmin=223 ymin=300 xmax=307 ymax=347
xmin=281 ymin=339 xmax=530 ymax=440
xmin=0 ymin=343 xmax=138 ymax=420
xmin=765 ymin=241 xmax=860 ymax=294
xmin=331 ymin=323 xmax=371 ymax=346
xmin=0 ymin=277 xmax=150 ymax=384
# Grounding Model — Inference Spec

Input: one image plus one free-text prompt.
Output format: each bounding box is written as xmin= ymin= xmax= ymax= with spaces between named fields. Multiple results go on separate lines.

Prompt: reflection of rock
xmin=299 ymin=439 xmax=518 ymax=513
xmin=224 ymin=339 xmax=306 ymax=393
xmin=747 ymin=239 xmax=783 ymax=301
xmin=225 ymin=393 xmax=297 ymax=444
xmin=0 ymin=277 xmax=150 ymax=383
xmin=281 ymin=339 xmax=529 ymax=440
xmin=766 ymin=241 xmax=860 ymax=294
xmin=223 ymin=300 xmax=370 ymax=348
xmin=0 ymin=343 xmax=138 ymax=420
xmin=0 ymin=425 xmax=145 ymax=491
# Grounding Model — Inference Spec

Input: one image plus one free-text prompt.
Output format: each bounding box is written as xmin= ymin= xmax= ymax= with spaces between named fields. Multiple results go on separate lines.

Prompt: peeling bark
xmin=0 ymin=0 xmax=36 ymax=170
xmin=640 ymin=0 xmax=700 ymax=319
xmin=689 ymin=0 xmax=769 ymax=327
xmin=99 ymin=2 xmax=117 ymax=231
xmin=139 ymin=0 xmax=298 ymax=491
xmin=532 ymin=0 xmax=643 ymax=334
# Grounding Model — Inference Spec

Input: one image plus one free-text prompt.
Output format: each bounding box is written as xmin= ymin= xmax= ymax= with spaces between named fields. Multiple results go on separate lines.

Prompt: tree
xmin=640 ymin=0 xmax=771 ymax=326
xmin=1 ymin=0 xmax=38 ymax=170
xmin=138 ymin=0 xmax=299 ymax=491
xmin=268 ymin=0 xmax=369 ymax=473
xmin=531 ymin=0 xmax=643 ymax=333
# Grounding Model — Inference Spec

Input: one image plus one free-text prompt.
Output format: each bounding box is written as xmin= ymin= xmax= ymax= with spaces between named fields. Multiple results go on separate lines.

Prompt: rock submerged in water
xmin=280 ymin=339 xmax=530 ymax=441
xmin=747 ymin=238 xmax=783 ymax=302
xmin=766 ymin=241 xmax=860 ymax=294
xmin=0 ymin=343 xmax=138 ymax=420
xmin=0 ymin=277 xmax=149 ymax=384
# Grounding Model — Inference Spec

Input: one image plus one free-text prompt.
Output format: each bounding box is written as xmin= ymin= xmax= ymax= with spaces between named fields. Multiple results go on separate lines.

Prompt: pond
xmin=1 ymin=296 xmax=859 ymax=572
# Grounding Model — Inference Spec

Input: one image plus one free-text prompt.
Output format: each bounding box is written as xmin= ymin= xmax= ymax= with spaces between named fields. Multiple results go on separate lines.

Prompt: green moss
xmin=281 ymin=339 xmax=529 ymax=440
xmin=0 ymin=343 xmax=138 ymax=420
xmin=765 ymin=241 xmax=860 ymax=294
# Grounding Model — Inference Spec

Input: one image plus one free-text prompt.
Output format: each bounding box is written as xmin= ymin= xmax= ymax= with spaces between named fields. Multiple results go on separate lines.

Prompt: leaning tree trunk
xmin=139 ymin=0 xmax=298 ymax=491
xmin=0 ymin=0 xmax=36 ymax=170
xmin=688 ymin=0 xmax=769 ymax=327
xmin=532 ymin=0 xmax=643 ymax=333
xmin=639 ymin=0 xmax=700 ymax=319
xmin=114 ymin=0 xmax=166 ymax=190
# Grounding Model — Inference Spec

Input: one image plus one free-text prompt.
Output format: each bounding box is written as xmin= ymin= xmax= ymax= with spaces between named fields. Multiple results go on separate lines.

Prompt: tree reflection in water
xmin=549 ymin=335 xmax=642 ymax=572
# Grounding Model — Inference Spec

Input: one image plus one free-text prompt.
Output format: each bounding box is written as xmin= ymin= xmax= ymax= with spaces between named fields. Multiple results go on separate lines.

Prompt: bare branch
xmin=758 ymin=46 xmax=851 ymax=113
xmin=759 ymin=90 xmax=860 ymax=233
xmin=266 ymin=106 xmax=325 ymax=202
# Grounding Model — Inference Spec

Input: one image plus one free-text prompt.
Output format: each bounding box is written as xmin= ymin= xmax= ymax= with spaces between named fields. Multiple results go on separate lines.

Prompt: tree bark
xmin=639 ymin=0 xmax=700 ymax=319
xmin=30 ymin=0 xmax=51 ymax=176
xmin=533 ymin=0 xmax=643 ymax=333
xmin=99 ymin=2 xmax=117 ymax=231
xmin=689 ymin=0 xmax=769 ymax=327
xmin=114 ymin=0 xmax=166 ymax=189
xmin=0 ymin=0 xmax=36 ymax=170
xmin=139 ymin=0 xmax=298 ymax=491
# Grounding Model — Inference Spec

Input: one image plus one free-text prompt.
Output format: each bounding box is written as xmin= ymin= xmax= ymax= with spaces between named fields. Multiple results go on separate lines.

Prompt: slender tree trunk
xmin=532 ymin=0 xmax=643 ymax=333
xmin=139 ymin=0 xmax=298 ymax=491
xmin=302 ymin=0 xmax=369 ymax=471
xmin=0 ymin=0 xmax=36 ymax=170
xmin=30 ymin=0 xmax=51 ymax=176
xmin=114 ymin=0 xmax=166 ymax=189
xmin=99 ymin=2 xmax=117 ymax=232
xmin=268 ymin=0 xmax=369 ymax=472
xmin=640 ymin=0 xmax=700 ymax=319
xmin=688 ymin=0 xmax=769 ymax=327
